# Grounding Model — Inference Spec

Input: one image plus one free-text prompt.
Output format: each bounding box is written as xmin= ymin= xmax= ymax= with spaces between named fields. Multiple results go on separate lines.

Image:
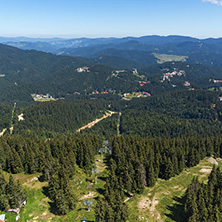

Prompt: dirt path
xmin=138 ymin=195 xmax=161 ymax=221
xmin=76 ymin=111 xmax=117 ymax=132
xmin=117 ymin=112 xmax=121 ymax=136
xmin=124 ymin=192 xmax=134 ymax=203
xmin=0 ymin=128 xmax=6 ymax=137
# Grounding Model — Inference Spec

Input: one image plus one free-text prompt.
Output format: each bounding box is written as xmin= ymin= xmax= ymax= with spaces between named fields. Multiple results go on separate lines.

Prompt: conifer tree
xmin=0 ymin=171 xmax=8 ymax=210
xmin=6 ymin=175 xmax=19 ymax=208
xmin=146 ymin=163 xmax=156 ymax=187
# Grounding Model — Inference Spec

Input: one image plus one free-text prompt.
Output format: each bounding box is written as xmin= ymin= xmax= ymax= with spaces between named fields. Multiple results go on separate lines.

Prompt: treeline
xmin=0 ymin=135 xmax=101 ymax=214
xmin=0 ymin=135 xmax=101 ymax=175
xmin=108 ymin=135 xmax=222 ymax=194
xmin=13 ymin=101 xmax=107 ymax=137
xmin=95 ymin=134 xmax=222 ymax=221
xmin=184 ymin=166 xmax=222 ymax=221
xmin=0 ymin=173 xmax=26 ymax=211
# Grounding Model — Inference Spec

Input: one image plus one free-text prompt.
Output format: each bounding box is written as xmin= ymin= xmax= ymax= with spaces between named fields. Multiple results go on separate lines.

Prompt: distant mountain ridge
xmin=2 ymin=35 xmax=222 ymax=67
xmin=2 ymin=35 xmax=222 ymax=52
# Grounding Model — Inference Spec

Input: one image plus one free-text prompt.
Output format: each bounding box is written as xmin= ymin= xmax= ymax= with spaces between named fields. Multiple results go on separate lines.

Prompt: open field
xmin=153 ymin=53 xmax=188 ymax=64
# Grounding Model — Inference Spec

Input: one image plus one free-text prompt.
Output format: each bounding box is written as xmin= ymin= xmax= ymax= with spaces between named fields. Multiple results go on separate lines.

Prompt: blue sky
xmin=0 ymin=0 xmax=222 ymax=38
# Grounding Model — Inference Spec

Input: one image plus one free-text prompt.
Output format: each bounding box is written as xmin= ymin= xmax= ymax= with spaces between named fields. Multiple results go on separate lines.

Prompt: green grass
xmin=126 ymin=158 xmax=215 ymax=222
xmin=132 ymin=72 xmax=146 ymax=80
xmin=2 ymin=155 xmax=109 ymax=222
xmin=153 ymin=53 xmax=188 ymax=64
xmin=2 ymin=157 xmax=218 ymax=222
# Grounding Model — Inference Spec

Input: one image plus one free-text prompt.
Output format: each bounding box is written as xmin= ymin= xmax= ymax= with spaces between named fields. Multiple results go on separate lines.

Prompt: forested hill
xmin=56 ymin=38 xmax=222 ymax=67
xmin=77 ymin=90 xmax=222 ymax=140
xmin=0 ymin=43 xmax=92 ymax=87
xmin=1 ymin=42 xmax=222 ymax=105
xmin=12 ymin=100 xmax=108 ymax=137
xmin=3 ymin=35 xmax=222 ymax=68
xmin=120 ymin=90 xmax=222 ymax=138
xmin=9 ymin=89 xmax=222 ymax=140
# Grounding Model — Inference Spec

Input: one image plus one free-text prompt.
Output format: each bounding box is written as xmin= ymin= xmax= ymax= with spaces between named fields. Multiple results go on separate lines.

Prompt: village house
xmin=123 ymin=93 xmax=130 ymax=97
xmin=133 ymin=68 xmax=138 ymax=74
xmin=184 ymin=81 xmax=191 ymax=87
xmin=162 ymin=69 xmax=186 ymax=82
xmin=31 ymin=93 xmax=53 ymax=101
xmin=77 ymin=66 xmax=89 ymax=73
xmin=137 ymin=80 xmax=150 ymax=86
xmin=179 ymin=70 xmax=185 ymax=75
xmin=92 ymin=90 xmax=99 ymax=94
xmin=213 ymin=80 xmax=222 ymax=83
xmin=142 ymin=91 xmax=151 ymax=97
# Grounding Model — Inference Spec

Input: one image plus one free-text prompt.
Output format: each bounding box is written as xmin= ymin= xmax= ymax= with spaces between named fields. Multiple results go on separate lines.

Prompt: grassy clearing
xmin=2 ymin=155 xmax=108 ymax=222
xmin=132 ymin=72 xmax=146 ymax=80
xmin=34 ymin=98 xmax=56 ymax=102
xmin=3 ymin=157 xmax=218 ymax=221
xmin=126 ymin=158 xmax=216 ymax=222
xmin=153 ymin=53 xmax=188 ymax=64
xmin=122 ymin=92 xmax=149 ymax=100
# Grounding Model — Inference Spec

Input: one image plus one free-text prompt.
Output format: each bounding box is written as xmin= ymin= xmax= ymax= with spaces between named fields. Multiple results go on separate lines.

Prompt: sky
xmin=0 ymin=0 xmax=222 ymax=39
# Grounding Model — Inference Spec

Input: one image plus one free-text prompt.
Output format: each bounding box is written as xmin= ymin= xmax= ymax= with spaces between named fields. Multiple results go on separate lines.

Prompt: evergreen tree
xmin=6 ymin=174 xmax=19 ymax=208
xmin=0 ymin=171 xmax=8 ymax=210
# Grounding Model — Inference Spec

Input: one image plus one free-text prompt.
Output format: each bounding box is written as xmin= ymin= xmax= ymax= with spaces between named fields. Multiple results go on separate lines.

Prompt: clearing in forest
xmin=126 ymin=158 xmax=217 ymax=222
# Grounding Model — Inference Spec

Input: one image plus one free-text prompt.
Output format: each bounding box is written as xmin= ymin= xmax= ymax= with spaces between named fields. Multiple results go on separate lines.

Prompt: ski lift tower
xmin=98 ymin=147 xmax=105 ymax=163
xmin=92 ymin=168 xmax=99 ymax=184
xmin=83 ymin=199 xmax=93 ymax=211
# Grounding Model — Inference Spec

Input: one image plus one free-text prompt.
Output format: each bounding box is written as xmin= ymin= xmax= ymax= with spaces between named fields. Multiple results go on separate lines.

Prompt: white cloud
xmin=202 ymin=0 xmax=222 ymax=6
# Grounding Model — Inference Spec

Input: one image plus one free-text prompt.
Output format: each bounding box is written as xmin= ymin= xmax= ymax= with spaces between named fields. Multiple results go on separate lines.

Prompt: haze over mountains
xmin=2 ymin=35 xmax=222 ymax=68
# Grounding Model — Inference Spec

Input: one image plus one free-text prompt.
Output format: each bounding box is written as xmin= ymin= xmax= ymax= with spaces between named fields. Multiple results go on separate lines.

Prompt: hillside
xmin=12 ymin=100 xmax=108 ymax=137
xmin=0 ymin=40 xmax=222 ymax=107
xmin=0 ymin=43 xmax=91 ymax=87
xmin=57 ymin=41 xmax=222 ymax=68
xmin=2 ymin=35 xmax=222 ymax=69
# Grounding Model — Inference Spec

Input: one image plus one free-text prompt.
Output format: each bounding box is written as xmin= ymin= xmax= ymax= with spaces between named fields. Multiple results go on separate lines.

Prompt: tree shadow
xmin=165 ymin=196 xmax=186 ymax=222
xmin=38 ymin=174 xmax=45 ymax=182
xmin=97 ymin=176 xmax=107 ymax=181
xmin=48 ymin=200 xmax=60 ymax=215
xmin=42 ymin=186 xmax=49 ymax=197
xmin=94 ymin=187 xmax=105 ymax=195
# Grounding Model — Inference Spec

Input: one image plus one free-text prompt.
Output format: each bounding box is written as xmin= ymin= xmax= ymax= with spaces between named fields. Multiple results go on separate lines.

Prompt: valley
xmin=1 ymin=35 xmax=222 ymax=221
